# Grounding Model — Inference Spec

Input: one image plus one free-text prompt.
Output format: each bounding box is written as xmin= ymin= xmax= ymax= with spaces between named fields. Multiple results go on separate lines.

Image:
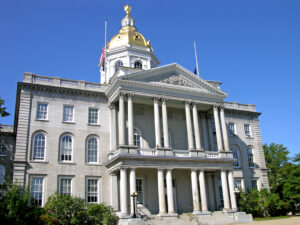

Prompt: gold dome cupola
xmin=108 ymin=4 xmax=152 ymax=50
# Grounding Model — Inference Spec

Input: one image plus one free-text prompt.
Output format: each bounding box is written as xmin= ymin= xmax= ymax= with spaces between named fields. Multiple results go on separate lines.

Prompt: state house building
xmin=12 ymin=4 xmax=269 ymax=222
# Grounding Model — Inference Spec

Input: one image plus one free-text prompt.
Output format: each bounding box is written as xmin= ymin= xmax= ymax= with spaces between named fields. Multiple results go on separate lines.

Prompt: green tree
xmin=86 ymin=203 xmax=118 ymax=225
xmin=0 ymin=97 xmax=10 ymax=118
xmin=0 ymin=184 xmax=44 ymax=225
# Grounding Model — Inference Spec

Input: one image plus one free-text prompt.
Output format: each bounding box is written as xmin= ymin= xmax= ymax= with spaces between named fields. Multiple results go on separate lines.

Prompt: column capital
xmin=152 ymin=96 xmax=160 ymax=102
xmin=213 ymin=105 xmax=220 ymax=110
xmin=219 ymin=105 xmax=225 ymax=110
xmin=161 ymin=97 xmax=168 ymax=103
xmin=108 ymin=102 xmax=116 ymax=109
xmin=184 ymin=100 xmax=192 ymax=106
xmin=127 ymin=93 xmax=134 ymax=98
xmin=192 ymin=102 xmax=198 ymax=107
xmin=119 ymin=91 xmax=126 ymax=97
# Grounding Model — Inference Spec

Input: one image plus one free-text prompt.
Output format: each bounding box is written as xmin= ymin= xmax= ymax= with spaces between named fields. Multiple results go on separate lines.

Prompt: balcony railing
xmin=205 ymin=152 xmax=219 ymax=158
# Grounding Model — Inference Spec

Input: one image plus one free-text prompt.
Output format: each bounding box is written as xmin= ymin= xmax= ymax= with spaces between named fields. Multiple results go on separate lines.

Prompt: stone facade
xmin=11 ymin=4 xmax=268 ymax=223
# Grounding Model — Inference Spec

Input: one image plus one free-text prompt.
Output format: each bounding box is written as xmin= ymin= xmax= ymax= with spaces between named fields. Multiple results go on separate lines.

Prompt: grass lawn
xmin=254 ymin=216 xmax=290 ymax=221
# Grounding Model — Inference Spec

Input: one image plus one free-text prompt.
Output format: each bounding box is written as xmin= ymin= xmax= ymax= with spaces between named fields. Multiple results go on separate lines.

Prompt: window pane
xmin=244 ymin=124 xmax=250 ymax=136
xmin=136 ymin=179 xmax=143 ymax=204
xmin=37 ymin=103 xmax=48 ymax=120
xmin=134 ymin=129 xmax=141 ymax=147
xmin=87 ymin=137 xmax=98 ymax=163
xmin=33 ymin=133 xmax=45 ymax=160
xmin=231 ymin=146 xmax=239 ymax=168
xmin=251 ymin=180 xmax=257 ymax=189
xmin=87 ymin=179 xmax=98 ymax=203
xmin=61 ymin=136 xmax=72 ymax=161
xmin=63 ymin=106 xmax=74 ymax=122
xmin=229 ymin=123 xmax=235 ymax=135
xmin=234 ymin=179 xmax=242 ymax=190
xmin=31 ymin=177 xmax=44 ymax=206
xmin=134 ymin=61 xmax=142 ymax=69
xmin=88 ymin=109 xmax=98 ymax=124
xmin=247 ymin=148 xmax=255 ymax=167
xmin=60 ymin=178 xmax=71 ymax=195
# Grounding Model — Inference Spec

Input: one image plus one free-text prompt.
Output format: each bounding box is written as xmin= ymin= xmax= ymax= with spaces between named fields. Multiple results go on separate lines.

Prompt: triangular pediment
xmin=115 ymin=63 xmax=227 ymax=98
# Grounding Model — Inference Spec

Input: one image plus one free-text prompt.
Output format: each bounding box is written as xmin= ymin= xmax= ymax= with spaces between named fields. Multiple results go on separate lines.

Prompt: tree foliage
xmin=0 ymin=184 xmax=44 ymax=225
xmin=0 ymin=97 xmax=10 ymax=118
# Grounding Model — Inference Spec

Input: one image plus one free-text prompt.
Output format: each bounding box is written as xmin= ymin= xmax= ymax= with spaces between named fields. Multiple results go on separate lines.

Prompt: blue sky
xmin=0 ymin=0 xmax=299 ymax=157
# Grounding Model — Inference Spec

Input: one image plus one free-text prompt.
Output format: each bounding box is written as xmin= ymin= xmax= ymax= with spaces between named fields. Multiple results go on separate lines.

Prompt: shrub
xmin=86 ymin=203 xmax=118 ymax=225
xmin=0 ymin=184 xmax=44 ymax=225
xmin=44 ymin=193 xmax=88 ymax=225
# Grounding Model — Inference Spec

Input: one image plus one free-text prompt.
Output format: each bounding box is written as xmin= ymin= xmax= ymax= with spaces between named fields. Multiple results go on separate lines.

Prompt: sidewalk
xmin=231 ymin=216 xmax=300 ymax=225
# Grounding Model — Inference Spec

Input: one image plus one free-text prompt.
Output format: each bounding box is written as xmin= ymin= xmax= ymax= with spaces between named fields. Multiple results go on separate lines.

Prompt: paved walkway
xmin=231 ymin=216 xmax=300 ymax=225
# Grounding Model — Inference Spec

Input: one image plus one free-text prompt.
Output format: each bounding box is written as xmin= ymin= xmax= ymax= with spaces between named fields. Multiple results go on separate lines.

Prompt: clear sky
xmin=0 ymin=0 xmax=299 ymax=157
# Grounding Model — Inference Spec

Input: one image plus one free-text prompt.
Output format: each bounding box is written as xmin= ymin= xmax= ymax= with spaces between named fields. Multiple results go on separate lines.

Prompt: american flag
xmin=99 ymin=47 xmax=105 ymax=70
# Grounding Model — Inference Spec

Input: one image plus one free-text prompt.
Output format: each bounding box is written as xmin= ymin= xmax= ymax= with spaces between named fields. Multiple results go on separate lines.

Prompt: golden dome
xmin=108 ymin=5 xmax=152 ymax=50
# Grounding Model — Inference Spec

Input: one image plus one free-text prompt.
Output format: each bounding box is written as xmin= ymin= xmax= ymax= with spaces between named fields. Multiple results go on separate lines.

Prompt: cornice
xmin=19 ymin=82 xmax=106 ymax=98
xmin=224 ymin=108 xmax=261 ymax=117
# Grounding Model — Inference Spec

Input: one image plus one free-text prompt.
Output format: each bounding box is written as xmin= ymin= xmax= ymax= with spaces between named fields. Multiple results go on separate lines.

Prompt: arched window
xmin=231 ymin=145 xmax=240 ymax=168
xmin=134 ymin=61 xmax=142 ymax=69
xmin=134 ymin=129 xmax=141 ymax=147
xmin=87 ymin=137 xmax=98 ymax=163
xmin=247 ymin=147 xmax=255 ymax=168
xmin=61 ymin=135 xmax=72 ymax=162
xmin=33 ymin=132 xmax=46 ymax=160
xmin=114 ymin=61 xmax=123 ymax=72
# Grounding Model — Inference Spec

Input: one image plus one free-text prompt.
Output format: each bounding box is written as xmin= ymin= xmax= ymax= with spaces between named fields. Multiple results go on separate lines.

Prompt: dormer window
xmin=115 ymin=61 xmax=123 ymax=72
xmin=134 ymin=61 xmax=142 ymax=69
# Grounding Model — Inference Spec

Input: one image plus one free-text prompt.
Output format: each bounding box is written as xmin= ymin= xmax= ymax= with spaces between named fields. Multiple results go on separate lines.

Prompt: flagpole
xmin=104 ymin=19 xmax=107 ymax=83
xmin=194 ymin=41 xmax=200 ymax=76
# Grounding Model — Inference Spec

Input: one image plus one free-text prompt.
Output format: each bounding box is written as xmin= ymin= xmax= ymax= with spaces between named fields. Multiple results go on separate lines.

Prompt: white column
xmin=192 ymin=103 xmax=202 ymax=150
xmin=128 ymin=94 xmax=134 ymax=146
xmin=191 ymin=170 xmax=200 ymax=213
xmin=213 ymin=174 xmax=221 ymax=210
xmin=120 ymin=168 xmax=128 ymax=215
xmin=220 ymin=106 xmax=230 ymax=151
xmin=119 ymin=93 xmax=125 ymax=146
xmin=228 ymin=171 xmax=237 ymax=211
xmin=130 ymin=169 xmax=136 ymax=214
xmin=241 ymin=179 xmax=246 ymax=191
xmin=162 ymin=98 xmax=170 ymax=148
xmin=207 ymin=115 xmax=215 ymax=151
xmin=166 ymin=169 xmax=175 ymax=214
xmin=154 ymin=98 xmax=161 ymax=147
xmin=221 ymin=170 xmax=230 ymax=211
xmin=109 ymin=103 xmax=117 ymax=151
xmin=185 ymin=102 xmax=194 ymax=150
xmin=110 ymin=173 xmax=119 ymax=211
xmin=200 ymin=114 xmax=209 ymax=151
xmin=213 ymin=106 xmax=223 ymax=151
xmin=199 ymin=170 xmax=208 ymax=212
xmin=157 ymin=169 xmax=166 ymax=214
xmin=207 ymin=174 xmax=216 ymax=211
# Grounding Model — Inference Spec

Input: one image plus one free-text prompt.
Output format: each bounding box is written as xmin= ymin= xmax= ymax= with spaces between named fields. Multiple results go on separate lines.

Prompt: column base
xmin=188 ymin=149 xmax=205 ymax=157
xmin=155 ymin=147 xmax=173 ymax=156
xmin=157 ymin=213 xmax=178 ymax=219
xmin=118 ymin=145 xmax=139 ymax=154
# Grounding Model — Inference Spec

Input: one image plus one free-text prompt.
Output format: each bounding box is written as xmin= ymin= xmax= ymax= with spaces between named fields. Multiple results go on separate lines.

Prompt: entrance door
xmin=164 ymin=179 xmax=177 ymax=212
xmin=136 ymin=178 xmax=144 ymax=205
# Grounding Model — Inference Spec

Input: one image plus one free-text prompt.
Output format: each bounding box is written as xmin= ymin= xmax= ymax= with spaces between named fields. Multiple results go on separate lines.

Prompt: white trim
xmin=58 ymin=175 xmax=74 ymax=196
xmin=85 ymin=176 xmax=100 ymax=204
xmin=63 ymin=105 xmax=75 ymax=123
xmin=30 ymin=175 xmax=45 ymax=207
xmin=32 ymin=131 xmax=47 ymax=161
xmin=86 ymin=135 xmax=99 ymax=164
xmin=36 ymin=102 xmax=48 ymax=120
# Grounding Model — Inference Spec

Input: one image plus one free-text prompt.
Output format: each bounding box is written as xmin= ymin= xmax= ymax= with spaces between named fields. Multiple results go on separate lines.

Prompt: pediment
xmin=115 ymin=63 xmax=227 ymax=98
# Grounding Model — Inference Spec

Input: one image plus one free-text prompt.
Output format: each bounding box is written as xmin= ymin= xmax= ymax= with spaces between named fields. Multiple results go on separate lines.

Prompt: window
xmin=251 ymin=179 xmax=257 ymax=190
xmin=59 ymin=177 xmax=72 ymax=196
xmin=247 ymin=147 xmax=255 ymax=168
xmin=134 ymin=129 xmax=141 ymax=147
xmin=114 ymin=60 xmax=123 ymax=72
xmin=234 ymin=179 xmax=242 ymax=190
xmin=63 ymin=105 xmax=74 ymax=122
xmin=229 ymin=123 xmax=235 ymax=135
xmin=134 ymin=61 xmax=142 ymax=69
xmin=31 ymin=177 xmax=44 ymax=206
xmin=231 ymin=145 xmax=240 ymax=168
xmin=87 ymin=137 xmax=98 ymax=163
xmin=36 ymin=103 xmax=48 ymax=120
xmin=244 ymin=124 xmax=251 ymax=136
xmin=33 ymin=132 xmax=46 ymax=160
xmin=86 ymin=178 xmax=99 ymax=203
xmin=136 ymin=179 xmax=144 ymax=204
xmin=0 ymin=165 xmax=5 ymax=185
xmin=88 ymin=108 xmax=99 ymax=124
xmin=61 ymin=135 xmax=72 ymax=161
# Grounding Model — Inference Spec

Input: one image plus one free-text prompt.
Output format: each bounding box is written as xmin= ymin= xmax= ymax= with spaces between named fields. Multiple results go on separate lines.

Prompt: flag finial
xmin=124 ymin=4 xmax=131 ymax=17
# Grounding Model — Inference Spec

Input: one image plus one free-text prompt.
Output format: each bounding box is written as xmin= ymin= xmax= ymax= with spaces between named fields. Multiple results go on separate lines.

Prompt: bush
xmin=238 ymin=188 xmax=290 ymax=217
xmin=87 ymin=203 xmax=118 ymax=225
xmin=0 ymin=184 xmax=44 ymax=225
xmin=44 ymin=193 xmax=88 ymax=225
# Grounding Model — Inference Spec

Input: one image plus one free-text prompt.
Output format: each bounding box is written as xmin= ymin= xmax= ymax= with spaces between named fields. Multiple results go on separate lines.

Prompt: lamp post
xmin=131 ymin=192 xmax=138 ymax=218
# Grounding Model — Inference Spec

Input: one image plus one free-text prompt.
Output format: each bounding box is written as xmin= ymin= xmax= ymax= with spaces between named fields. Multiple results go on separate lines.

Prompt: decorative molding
xmin=160 ymin=75 xmax=197 ymax=88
